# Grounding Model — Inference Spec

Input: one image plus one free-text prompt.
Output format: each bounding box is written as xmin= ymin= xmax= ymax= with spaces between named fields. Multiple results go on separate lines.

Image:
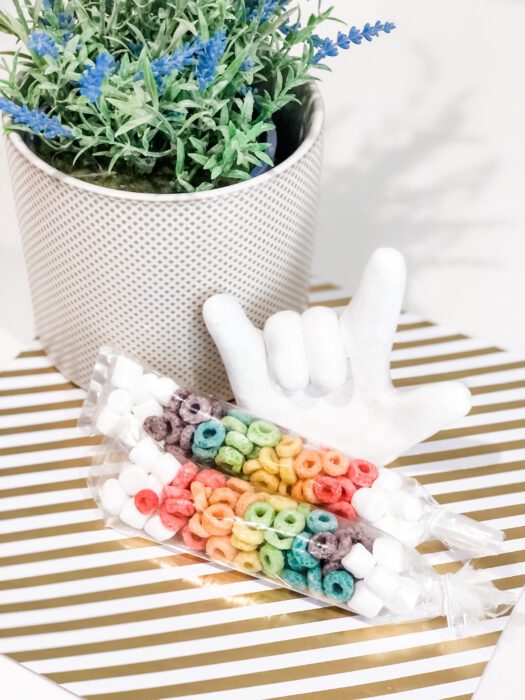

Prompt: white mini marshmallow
xmin=119 ymin=464 xmax=150 ymax=495
xmin=132 ymin=398 xmax=164 ymax=422
xmin=352 ymin=487 xmax=388 ymax=522
xmin=106 ymin=388 xmax=133 ymax=415
xmin=385 ymin=576 xmax=421 ymax=614
xmin=390 ymin=518 xmax=425 ymax=548
xmin=372 ymin=536 xmax=407 ymax=573
xmin=119 ymin=414 xmax=142 ymax=448
xmin=341 ymin=543 xmax=376 ymax=579
xmin=120 ymin=499 xmax=149 ymax=530
xmin=96 ymin=406 xmax=123 ymax=437
xmin=365 ymin=564 xmax=402 ymax=599
xmin=389 ymin=492 xmax=424 ymax=522
xmin=375 ymin=514 xmax=398 ymax=536
xmin=129 ymin=373 xmax=160 ymax=405
xmin=348 ymin=581 xmax=384 ymax=618
xmin=146 ymin=473 xmax=164 ymax=497
xmin=151 ymin=452 xmax=181 ymax=484
xmin=100 ymin=478 xmax=128 ymax=515
xmin=144 ymin=514 xmax=175 ymax=542
xmin=112 ymin=356 xmax=143 ymax=390
xmin=372 ymin=467 xmax=403 ymax=495
xmin=129 ymin=437 xmax=162 ymax=470
xmin=153 ymin=376 xmax=178 ymax=406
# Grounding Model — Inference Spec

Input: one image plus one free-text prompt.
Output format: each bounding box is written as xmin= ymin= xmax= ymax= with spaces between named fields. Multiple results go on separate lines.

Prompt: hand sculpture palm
xmin=203 ymin=248 xmax=471 ymax=467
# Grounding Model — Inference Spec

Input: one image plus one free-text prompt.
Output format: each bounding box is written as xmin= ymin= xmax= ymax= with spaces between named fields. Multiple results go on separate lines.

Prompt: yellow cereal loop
xmin=276 ymin=434 xmax=303 ymax=458
xmin=232 ymin=520 xmax=265 ymax=545
xmin=269 ymin=494 xmax=297 ymax=512
xmin=279 ymin=457 xmax=298 ymax=484
xmin=243 ymin=459 xmax=261 ymax=475
xmin=249 ymin=469 xmax=279 ymax=493
xmin=231 ymin=534 xmax=258 ymax=552
xmin=278 ymin=480 xmax=292 ymax=496
xmin=259 ymin=447 xmax=279 ymax=474
xmin=234 ymin=550 xmax=262 ymax=573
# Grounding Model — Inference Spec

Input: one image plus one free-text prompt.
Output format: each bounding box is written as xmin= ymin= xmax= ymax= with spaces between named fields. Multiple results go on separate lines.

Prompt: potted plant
xmin=0 ymin=0 xmax=394 ymax=395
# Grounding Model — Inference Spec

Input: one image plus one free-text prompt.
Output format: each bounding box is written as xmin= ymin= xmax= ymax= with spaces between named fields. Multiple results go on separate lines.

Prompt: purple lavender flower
xmin=0 ymin=97 xmax=72 ymax=138
xmin=312 ymin=21 xmax=396 ymax=64
xmin=28 ymin=31 xmax=59 ymax=59
xmin=78 ymin=52 xmax=116 ymax=102
xmin=194 ymin=30 xmax=227 ymax=92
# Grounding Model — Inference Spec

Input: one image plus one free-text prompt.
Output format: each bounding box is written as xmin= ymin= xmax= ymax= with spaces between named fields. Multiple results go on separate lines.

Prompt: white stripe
xmin=0 ymin=408 xmax=81 ymax=431
xmin=0 ymin=373 xmax=72 ymax=391
xmin=391 ymin=351 xmax=524 ymax=380
xmin=0 ymin=508 xmax=101 ymax=535
xmin=395 ymin=448 xmax=525 ymax=477
xmin=391 ymin=337 xmax=500 ymax=361
xmin=0 ymin=487 xmax=89 ymax=512
xmin=0 ymin=389 xmax=85 ymax=411
xmin=0 ymin=426 xmax=85 ymax=450
xmin=423 ymin=468 xmax=525 ymax=497
xmin=0 ymin=445 xmax=96 ymax=469
xmin=0 ymin=526 xmax=123 ymax=558
xmin=0 ymin=466 xmax=90 ymax=490
xmin=1 ymin=356 xmax=55 ymax=371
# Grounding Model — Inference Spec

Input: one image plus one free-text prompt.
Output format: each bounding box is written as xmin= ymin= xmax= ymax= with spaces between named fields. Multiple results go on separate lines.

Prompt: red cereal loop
xmin=337 ymin=477 xmax=357 ymax=501
xmin=312 ymin=476 xmax=342 ymax=504
xmin=194 ymin=468 xmax=226 ymax=490
xmin=327 ymin=501 xmax=357 ymax=520
xmin=164 ymin=498 xmax=195 ymax=517
xmin=159 ymin=506 xmax=187 ymax=532
xmin=134 ymin=489 xmax=159 ymax=515
xmin=163 ymin=485 xmax=192 ymax=500
xmin=347 ymin=459 xmax=379 ymax=488
xmin=182 ymin=525 xmax=207 ymax=550
xmin=172 ymin=461 xmax=199 ymax=488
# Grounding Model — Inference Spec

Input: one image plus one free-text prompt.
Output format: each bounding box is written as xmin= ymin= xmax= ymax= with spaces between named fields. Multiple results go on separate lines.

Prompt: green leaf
xmin=115 ymin=114 xmax=154 ymax=137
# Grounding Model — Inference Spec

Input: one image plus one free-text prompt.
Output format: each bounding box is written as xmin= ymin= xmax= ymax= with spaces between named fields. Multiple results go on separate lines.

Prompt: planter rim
xmin=6 ymin=83 xmax=324 ymax=203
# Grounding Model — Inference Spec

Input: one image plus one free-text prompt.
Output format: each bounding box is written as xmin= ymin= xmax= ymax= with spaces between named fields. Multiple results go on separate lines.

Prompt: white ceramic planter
xmin=5 ymin=84 xmax=324 ymax=395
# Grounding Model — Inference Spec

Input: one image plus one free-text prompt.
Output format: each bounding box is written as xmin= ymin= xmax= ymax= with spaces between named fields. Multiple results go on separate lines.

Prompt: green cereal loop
xmin=193 ymin=420 xmax=226 ymax=451
xmin=264 ymin=529 xmax=294 ymax=550
xmin=259 ymin=543 xmax=285 ymax=576
xmin=247 ymin=420 xmax=281 ymax=447
xmin=191 ymin=445 xmax=219 ymax=462
xmin=307 ymin=509 xmax=338 ymax=534
xmin=221 ymin=415 xmax=248 ymax=435
xmin=273 ymin=508 xmax=306 ymax=536
xmin=307 ymin=566 xmax=323 ymax=595
xmin=282 ymin=568 xmax=308 ymax=591
xmin=297 ymin=502 xmax=312 ymax=518
xmin=286 ymin=548 xmax=307 ymax=572
xmin=323 ymin=570 xmax=355 ymax=602
xmin=225 ymin=430 xmax=254 ymax=456
xmin=290 ymin=532 xmax=319 ymax=569
xmin=246 ymin=446 xmax=261 ymax=460
xmin=227 ymin=409 xmax=253 ymax=426
xmin=244 ymin=501 xmax=275 ymax=528
xmin=215 ymin=445 xmax=245 ymax=474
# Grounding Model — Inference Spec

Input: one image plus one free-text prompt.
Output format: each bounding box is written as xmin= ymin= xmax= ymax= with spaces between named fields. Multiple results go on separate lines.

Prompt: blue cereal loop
xmin=307 ymin=509 xmax=338 ymax=534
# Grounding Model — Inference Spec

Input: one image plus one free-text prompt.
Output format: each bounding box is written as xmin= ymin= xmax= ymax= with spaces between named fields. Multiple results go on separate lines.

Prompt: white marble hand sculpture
xmin=203 ymin=248 xmax=472 ymax=467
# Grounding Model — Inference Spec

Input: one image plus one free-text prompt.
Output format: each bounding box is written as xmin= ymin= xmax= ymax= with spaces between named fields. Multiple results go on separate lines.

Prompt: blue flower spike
xmin=194 ymin=30 xmax=227 ymax=92
xmin=312 ymin=20 xmax=395 ymax=64
xmin=28 ymin=31 xmax=59 ymax=59
xmin=78 ymin=52 xmax=116 ymax=103
xmin=0 ymin=97 xmax=72 ymax=138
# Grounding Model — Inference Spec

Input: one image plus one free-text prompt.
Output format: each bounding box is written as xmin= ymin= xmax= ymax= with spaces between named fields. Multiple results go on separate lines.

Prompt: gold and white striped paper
xmin=1 ymin=283 xmax=524 ymax=700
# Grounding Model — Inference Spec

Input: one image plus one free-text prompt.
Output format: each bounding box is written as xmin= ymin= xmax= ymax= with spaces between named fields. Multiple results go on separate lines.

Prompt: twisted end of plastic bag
xmin=427 ymin=505 xmax=504 ymax=556
xmin=441 ymin=562 xmax=517 ymax=630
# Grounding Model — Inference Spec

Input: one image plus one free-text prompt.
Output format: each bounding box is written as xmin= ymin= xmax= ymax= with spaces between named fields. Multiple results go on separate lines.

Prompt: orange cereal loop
xmin=231 ymin=534 xmax=258 ymax=552
xmin=227 ymin=477 xmax=254 ymax=494
xmin=209 ymin=487 xmax=238 ymax=509
xmin=190 ymin=481 xmax=209 ymax=512
xmin=294 ymin=450 xmax=323 ymax=479
xmin=279 ymin=457 xmax=297 ymax=485
xmin=302 ymin=478 xmax=320 ymax=504
xmin=202 ymin=503 xmax=235 ymax=535
xmin=206 ymin=535 xmax=237 ymax=562
xmin=258 ymin=447 xmax=279 ymax=475
xmin=188 ymin=512 xmax=210 ymax=539
xmin=235 ymin=490 xmax=262 ymax=517
xmin=291 ymin=479 xmax=305 ymax=501
xmin=276 ymin=434 xmax=303 ymax=458
xmin=243 ymin=459 xmax=261 ymax=475
xmin=249 ymin=469 xmax=279 ymax=493
xmin=321 ymin=449 xmax=350 ymax=477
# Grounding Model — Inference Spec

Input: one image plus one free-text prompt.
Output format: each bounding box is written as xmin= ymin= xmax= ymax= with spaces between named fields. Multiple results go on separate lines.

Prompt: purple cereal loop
xmin=308 ymin=531 xmax=338 ymax=560
xmin=164 ymin=443 xmax=181 ymax=457
xmin=165 ymin=411 xmax=182 ymax=445
xmin=329 ymin=528 xmax=354 ymax=561
xmin=179 ymin=424 xmax=195 ymax=453
xmin=211 ymin=400 xmax=227 ymax=420
xmin=179 ymin=394 xmax=212 ymax=424
xmin=143 ymin=416 xmax=169 ymax=441
xmin=166 ymin=396 xmax=181 ymax=414
xmin=344 ymin=522 xmax=375 ymax=552
xmin=322 ymin=559 xmax=343 ymax=575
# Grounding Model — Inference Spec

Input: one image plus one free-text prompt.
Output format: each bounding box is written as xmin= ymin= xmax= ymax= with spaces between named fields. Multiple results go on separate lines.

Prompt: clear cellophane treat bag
xmin=80 ymin=348 xmax=505 ymax=557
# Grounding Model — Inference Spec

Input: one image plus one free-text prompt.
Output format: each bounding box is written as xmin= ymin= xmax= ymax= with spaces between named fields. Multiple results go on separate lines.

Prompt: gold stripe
xmin=435 ymin=481 xmax=525 ymax=505
xmin=390 ymin=438 xmax=525 ymax=466
xmin=466 ymin=502 xmax=525 ymax=521
xmin=0 ymin=519 xmax=105 ymax=544
xmin=270 ymin=662 xmax=487 ymax=700
xmin=0 ymin=478 xmax=87 ymax=500
xmin=393 ymin=360 xmax=525 ymax=388
xmin=0 ymin=367 xmax=58 ymax=378
xmin=470 ymin=399 xmax=525 ymax=415
xmin=0 ymin=456 xmax=94 ymax=479
xmin=308 ymin=297 xmax=351 ymax=309
xmin=0 ymin=434 xmax=101 ymax=457
xmin=0 ymin=498 xmax=94 ymax=521
xmin=397 ymin=320 xmax=434 ymax=332
xmin=308 ymin=283 xmax=338 ymax=293
xmin=470 ymin=380 xmax=525 ymax=395
xmin=417 ymin=523 xmax=525 ymax=555
xmin=0 ymin=400 xmax=84 ymax=417
xmin=443 ymin=695 xmax=472 ymax=700
xmin=427 ymin=418 xmax=525 ymax=442
xmin=17 ymin=350 xmax=46 ymax=358
xmin=48 ymin=630 xmax=500 ymax=687
xmin=434 ymin=548 xmax=525 ymax=576
xmin=393 ymin=334 xmax=468 ymax=350
xmin=0 ymin=419 xmax=78 ymax=436
xmin=78 ymin=637 xmax=494 ymax=699
xmin=416 ymin=459 xmax=525 ymax=485
xmin=0 ymin=382 xmax=77 ymax=397
xmin=390 ymin=346 xmax=502 ymax=369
